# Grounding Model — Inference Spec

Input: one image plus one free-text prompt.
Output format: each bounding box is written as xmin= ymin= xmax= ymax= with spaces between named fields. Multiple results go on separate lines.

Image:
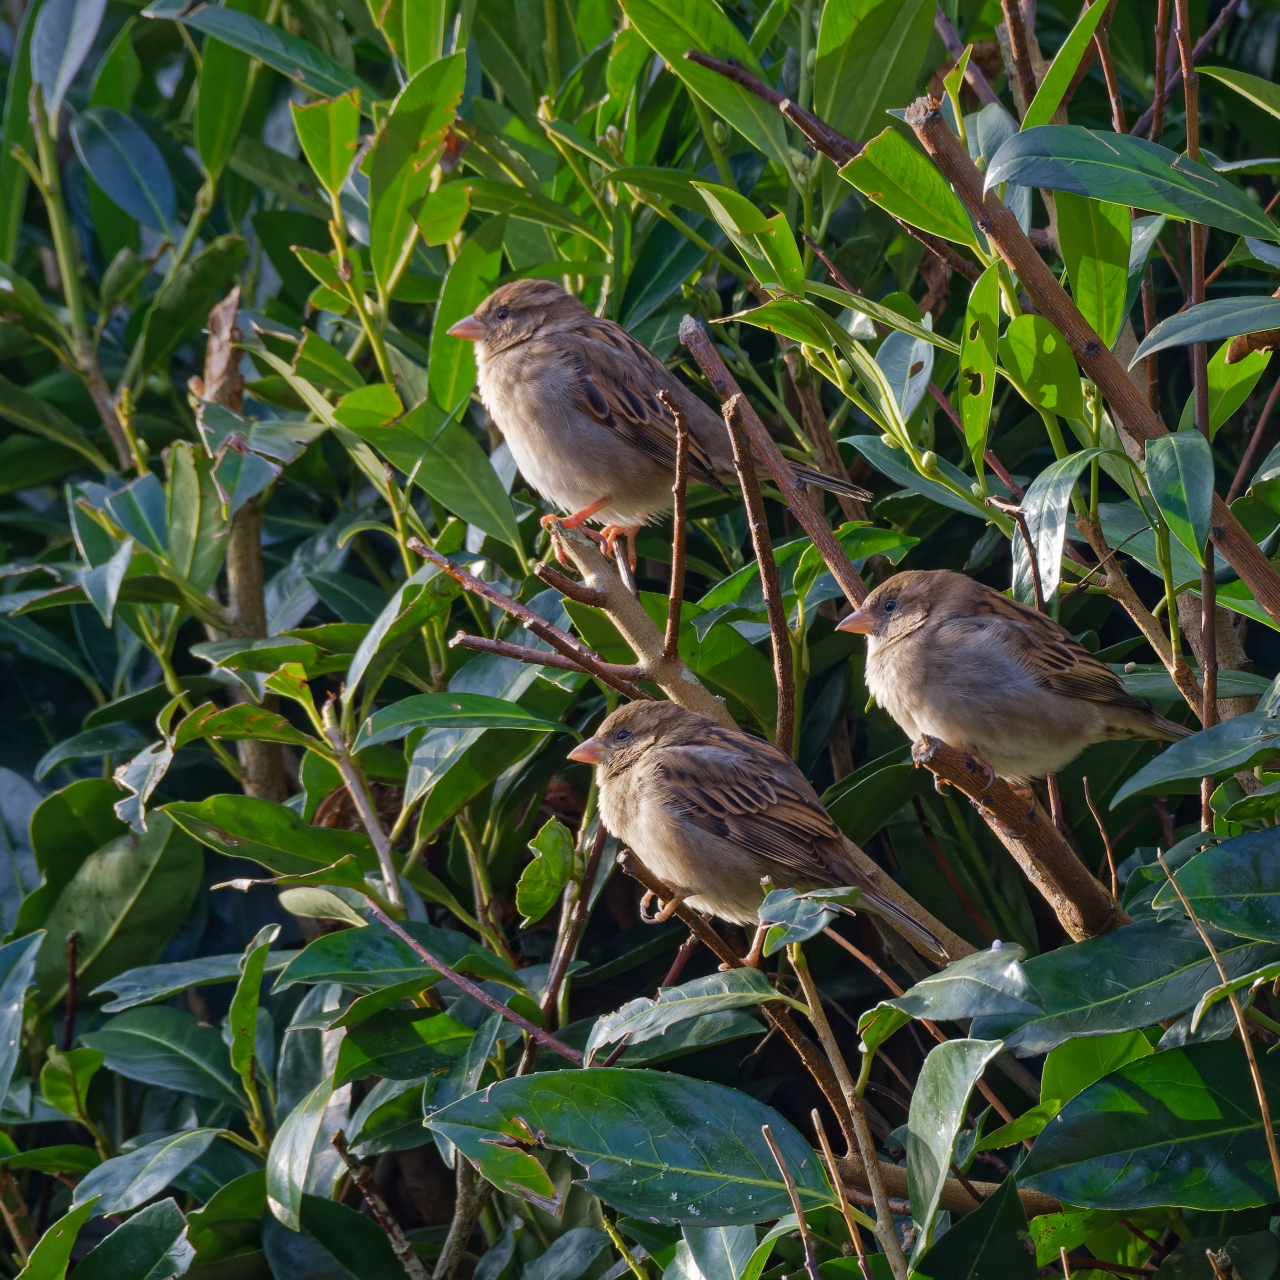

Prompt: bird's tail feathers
xmin=790 ymin=463 xmax=872 ymax=502
xmin=1152 ymin=713 xmax=1194 ymax=741
xmin=836 ymin=891 xmax=944 ymax=958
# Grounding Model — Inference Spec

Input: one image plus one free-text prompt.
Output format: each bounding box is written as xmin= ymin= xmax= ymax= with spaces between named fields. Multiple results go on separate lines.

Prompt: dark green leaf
xmin=985 ymin=127 xmax=1279 ymax=241
xmin=73 ymin=1198 xmax=193 ymax=1280
xmin=141 ymin=234 xmax=248 ymax=372
xmin=959 ymin=263 xmax=1000 ymax=474
xmin=70 ymin=107 xmax=175 ymax=236
xmin=1019 ymin=1041 xmax=1280 ymax=1209
xmin=1150 ymin=831 xmax=1280 ymax=943
xmin=428 ymin=1069 xmax=833 ymax=1224
xmin=30 ymin=0 xmax=105 ymax=118
xmin=298 ymin=1195 xmax=408 ymax=1280
xmin=1151 ymin=1230 xmax=1279 ymax=1279
xmin=758 ymin=886 xmax=863 ymax=955
xmin=913 ymin=1175 xmax=1033 ymax=1280
xmin=355 ymin=692 xmax=574 ymax=750
xmin=266 ymin=1077 xmax=334 ymax=1231
xmin=1055 ymin=192 xmax=1130 ymax=348
xmin=0 ymin=1145 xmax=100 ymax=1175
xmin=1145 ymin=431 xmax=1215 ymax=565
xmin=1020 ymin=0 xmax=1112 ymax=130
xmin=879 ymin=943 xmax=1043 ymax=1024
xmin=0 ymin=372 xmax=110 ymax=470
xmin=334 ymin=1007 xmax=473 ymax=1085
xmin=92 ymin=950 xmax=295 ymax=1012
xmin=74 ymin=1131 xmax=220 ymax=1215
xmin=0 ymin=935 xmax=43 ymax=1108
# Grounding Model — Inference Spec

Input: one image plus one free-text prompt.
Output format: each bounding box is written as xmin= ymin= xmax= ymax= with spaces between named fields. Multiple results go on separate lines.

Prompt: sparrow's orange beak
xmin=567 ymin=736 xmax=607 ymax=765
xmin=447 ymin=314 xmax=486 ymax=341
xmin=836 ymin=608 xmax=875 ymax=635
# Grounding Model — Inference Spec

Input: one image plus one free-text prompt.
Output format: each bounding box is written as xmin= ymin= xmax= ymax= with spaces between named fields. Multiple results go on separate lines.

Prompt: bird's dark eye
xmin=615 ymin=728 xmax=633 ymax=743
xmin=495 ymin=307 xmax=510 ymax=320
xmin=883 ymin=599 xmax=898 ymax=614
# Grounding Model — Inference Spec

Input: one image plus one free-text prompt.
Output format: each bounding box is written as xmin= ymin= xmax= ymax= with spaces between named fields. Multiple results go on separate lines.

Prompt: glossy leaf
xmin=840 ymin=128 xmax=978 ymax=250
xmin=298 ymin=1195 xmax=407 ymax=1280
xmin=82 ymin=1006 xmax=246 ymax=1107
xmin=266 ymin=1077 xmax=335 ymax=1230
xmin=959 ymin=262 xmax=1000 ymax=473
xmin=1178 ymin=341 xmax=1271 ymax=439
xmin=1056 ymin=192 xmax=1130 ymax=349
xmin=1040 ymin=1030 xmax=1153 ymax=1106
xmin=1133 ymin=296 xmax=1280 ymax=366
xmin=1150 ymin=830 xmax=1280 ymax=943
xmin=1200 ymin=65 xmax=1280 ymax=122
xmin=355 ymin=692 xmax=575 ymax=750
xmin=333 ymin=1007 xmax=473 ymax=1085
xmin=0 ymin=935 xmax=43 ymax=1106
xmin=141 ymin=234 xmax=248 ymax=372
xmin=1019 ymin=1041 xmax=1280 ymax=1209
xmin=907 ymin=1039 xmax=1004 ymax=1262
xmin=368 ymin=56 xmax=464 ymax=294
xmin=428 ymin=1069 xmax=833 ymax=1224
xmin=30 ymin=0 xmax=106 ymax=118
xmin=1112 ymin=715 xmax=1280 ymax=804
xmin=515 ymin=816 xmax=576 ymax=925
xmin=70 ymin=108 xmax=176 ymax=237
xmin=758 ymin=886 xmax=862 ymax=955
xmin=1019 ymin=448 xmax=1109 ymax=602
xmin=998 ymin=313 xmax=1086 ymax=422
xmin=969 ymin=919 xmax=1277 ymax=1056
xmin=194 ymin=0 xmax=257 ymax=180
xmin=585 ymin=970 xmax=778 ymax=1062
xmin=985 ymin=127 xmax=1279 ymax=242
xmin=292 ymin=91 xmax=360 ymax=200
xmin=229 ymin=924 xmax=280 ymax=1080
xmin=74 ymin=1131 xmax=219 ymax=1215
xmin=1020 ymin=0 xmax=1112 ymax=130
xmin=912 ymin=1175 xmax=1032 ymax=1280
xmin=15 ymin=1199 xmax=97 ymax=1279
xmin=1145 ymin=431 xmax=1215 ymax=565
xmin=878 ymin=943 xmax=1042 ymax=1025
xmin=181 ymin=6 xmax=371 ymax=101
xmin=92 ymin=950 xmax=295 ymax=1013
xmin=73 ymin=1198 xmax=193 ymax=1280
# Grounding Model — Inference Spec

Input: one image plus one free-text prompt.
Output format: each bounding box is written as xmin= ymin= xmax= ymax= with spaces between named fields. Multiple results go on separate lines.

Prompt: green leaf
xmin=1040 ymin=1030 xmax=1153 ymax=1106
xmin=416 ymin=181 xmax=471 ymax=246
xmin=1132 ymin=296 xmax=1280 ymax=366
xmin=181 ymin=5 xmax=373 ymax=102
xmin=585 ymin=969 xmax=777 ymax=1062
xmin=620 ymin=0 xmax=790 ymax=171
xmin=1177 ymin=341 xmax=1271 ymax=440
xmin=0 ymin=373 xmax=111 ymax=470
xmin=1019 ymin=1041 xmax=1280 ymax=1209
xmin=1200 ymin=65 xmax=1280 ymax=123
xmin=141 ymin=234 xmax=248 ymax=373
xmin=515 ymin=816 xmax=576 ymax=925
xmin=229 ymin=924 xmax=280 ymax=1080
xmin=171 ymin=702 xmax=317 ymax=752
xmin=959 ymin=262 xmax=1000 ymax=474
xmin=912 ymin=1175 xmax=1033 ymax=1280
xmin=428 ymin=1069 xmax=833 ymax=1223
xmin=1020 ymin=0 xmax=1113 ymax=130
xmin=92 ymin=950 xmax=296 ymax=1013
xmin=907 ymin=1039 xmax=1005 ymax=1263
xmin=40 ymin=1047 xmax=102 ymax=1121
xmin=15 ymin=1199 xmax=97 ymax=1280
xmin=73 ymin=1198 xmax=193 ymax=1280
xmin=1019 ymin=448 xmax=1110 ymax=601
xmin=998 ymin=313 xmax=1086 ymax=421
xmin=164 ymin=793 xmax=381 ymax=876
xmin=692 ymin=182 xmax=803 ymax=294
xmin=291 ymin=90 xmax=360 ymax=200
xmin=30 ymin=0 xmax=106 ymax=120
xmin=299 ymin=1195 xmax=409 ymax=1280
xmin=194 ymin=0 xmax=258 ymax=181
xmin=1056 ymin=192 xmax=1131 ymax=349
xmin=0 ymin=1146 xmax=101 ymax=1175
xmin=1150 ymin=830 xmax=1280 ymax=944
xmin=355 ymin=692 xmax=575 ymax=750
xmin=969 ymin=919 xmax=1277 ymax=1055
xmin=840 ymin=127 xmax=978 ymax=250
xmin=844 ymin=435 xmax=983 ymax=518
xmin=293 ymin=328 xmax=363 ymax=392
xmin=266 ymin=1077 xmax=334 ymax=1230
xmin=972 ymin=1099 xmax=1061 ymax=1153
xmin=461 ymin=176 xmax=603 ymax=243
xmin=70 ymin=107 xmax=175 ymax=237
xmin=73 ymin=1131 xmax=219 ymax=1215
xmin=1 ymin=0 xmax=42 ymax=262
xmin=878 ymin=943 xmax=1043 ymax=1024
xmin=368 ymin=55 xmax=465 ymax=296
xmin=985 ymin=126 xmax=1280 ymax=243
xmin=81 ymin=1006 xmax=247 ymax=1107
xmin=1144 ymin=431 xmax=1215 ymax=565
xmin=429 ymin=215 xmax=506 ymax=412
xmin=758 ymin=886 xmax=863 ymax=956
xmin=333 ymin=1007 xmax=474 ymax=1085
xmin=1151 ymin=1232 xmax=1280 ymax=1280
xmin=0 ymin=935 xmax=43 ymax=1107
xmin=185 ymin=1170 xmax=265 ymax=1264
xmin=33 ymin=813 xmax=203 ymax=1015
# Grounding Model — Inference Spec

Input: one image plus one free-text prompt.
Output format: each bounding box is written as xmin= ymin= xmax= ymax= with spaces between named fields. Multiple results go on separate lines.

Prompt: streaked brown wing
xmin=651 ymin=730 xmax=852 ymax=884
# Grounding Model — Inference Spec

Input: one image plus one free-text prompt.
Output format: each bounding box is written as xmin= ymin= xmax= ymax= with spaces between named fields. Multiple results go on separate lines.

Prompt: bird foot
xmin=640 ymin=889 xmax=686 ymax=924
xmin=545 ymin=496 xmax=613 ymax=531
xmin=602 ymin=524 xmax=640 ymax=570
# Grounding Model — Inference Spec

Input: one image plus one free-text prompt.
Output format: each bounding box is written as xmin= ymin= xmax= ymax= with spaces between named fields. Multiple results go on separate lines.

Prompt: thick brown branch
xmin=999 ymin=0 xmax=1040 ymax=115
xmin=906 ymin=97 xmax=1280 ymax=630
xmin=723 ymin=394 xmax=796 ymax=755
xmin=680 ymin=317 xmax=870 ymax=606
xmin=912 ymin=736 xmax=1130 ymax=940
xmin=836 ymin=1154 xmax=1061 ymax=1219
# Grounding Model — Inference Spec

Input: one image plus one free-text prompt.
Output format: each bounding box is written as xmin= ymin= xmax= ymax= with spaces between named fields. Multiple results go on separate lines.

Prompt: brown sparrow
xmin=837 ymin=569 xmax=1191 ymax=783
xmin=447 ymin=280 xmax=868 ymax=548
xmin=566 ymin=700 xmax=940 ymax=953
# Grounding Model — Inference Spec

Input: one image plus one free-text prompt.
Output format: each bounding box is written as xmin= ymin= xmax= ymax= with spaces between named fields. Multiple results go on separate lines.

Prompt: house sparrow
xmin=837 ymin=569 xmax=1191 ymax=783
xmin=447 ymin=280 xmax=869 ymax=546
xmin=566 ymin=700 xmax=941 ymax=954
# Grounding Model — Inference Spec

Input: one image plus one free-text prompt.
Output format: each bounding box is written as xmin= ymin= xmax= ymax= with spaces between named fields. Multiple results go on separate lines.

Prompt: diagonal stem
xmin=659 ymin=390 xmax=690 ymax=663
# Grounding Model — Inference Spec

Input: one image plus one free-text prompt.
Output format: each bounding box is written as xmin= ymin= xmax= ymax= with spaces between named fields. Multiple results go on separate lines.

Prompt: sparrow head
xmin=566 ymin=700 xmax=710 ymax=776
xmin=446 ymin=279 xmax=588 ymax=355
xmin=837 ymin=569 xmax=945 ymax=643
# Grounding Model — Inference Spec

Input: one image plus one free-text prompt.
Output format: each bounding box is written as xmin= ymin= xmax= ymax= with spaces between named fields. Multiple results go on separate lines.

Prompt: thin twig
xmin=660 ymin=390 xmax=689 ymax=663
xmin=1202 ymin=548 xmax=1219 ymax=829
xmin=1158 ymin=853 xmax=1280 ymax=1198
xmin=790 ymin=945 xmax=909 ymax=1280
xmin=1094 ymin=22 xmax=1127 ymax=133
xmin=1150 ymin=0 xmax=1172 ymax=143
xmin=1131 ymin=0 xmax=1244 ymax=138
xmin=450 ymin=632 xmax=592 ymax=675
xmin=332 ymin=1131 xmax=428 ymax=1279
xmin=323 ymin=703 xmax=404 ymax=910
xmin=934 ymin=8 xmax=1001 ymax=105
xmin=1083 ymin=777 xmax=1120 ymax=902
xmin=1227 ymin=377 xmax=1280 ymax=503
xmin=762 ymin=1124 xmax=824 ymax=1280
xmin=1000 ymin=0 xmax=1039 ymax=115
xmin=433 ymin=1154 xmax=493 ymax=1280
xmin=988 ymin=498 xmax=1045 ymax=612
xmin=365 ymin=902 xmax=584 ymax=1064
xmin=723 ymin=394 xmax=795 ymax=755
xmin=410 ymin=538 xmax=653 ymax=701
xmin=812 ymin=1110 xmax=873 ymax=1280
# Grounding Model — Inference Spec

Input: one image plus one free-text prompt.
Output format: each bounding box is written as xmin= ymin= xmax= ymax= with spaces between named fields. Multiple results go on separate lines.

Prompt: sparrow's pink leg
xmin=602 ymin=524 xmax=640 ymax=569
xmin=543 ymin=495 xmax=612 ymax=530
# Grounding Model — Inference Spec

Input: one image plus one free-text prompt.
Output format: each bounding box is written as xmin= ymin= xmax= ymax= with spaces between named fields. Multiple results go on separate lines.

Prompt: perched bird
xmin=837 ymin=569 xmax=1192 ymax=782
xmin=447 ymin=280 xmax=868 ymax=549
xmin=566 ymin=700 xmax=942 ymax=955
